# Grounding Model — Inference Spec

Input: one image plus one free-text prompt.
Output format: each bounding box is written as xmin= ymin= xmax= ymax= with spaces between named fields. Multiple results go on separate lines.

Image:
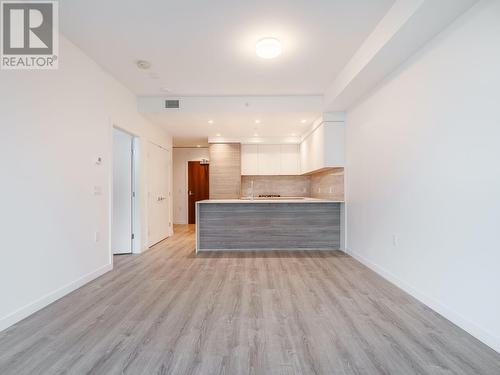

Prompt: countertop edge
xmin=196 ymin=199 xmax=345 ymax=204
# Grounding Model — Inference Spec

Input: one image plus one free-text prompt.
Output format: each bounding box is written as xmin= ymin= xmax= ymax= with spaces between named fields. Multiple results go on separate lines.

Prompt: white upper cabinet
xmin=241 ymin=144 xmax=300 ymax=175
xmin=241 ymin=120 xmax=344 ymax=176
xmin=300 ymin=122 xmax=345 ymax=174
xmin=258 ymin=145 xmax=281 ymax=175
xmin=241 ymin=144 xmax=259 ymax=175
xmin=280 ymin=144 xmax=300 ymax=175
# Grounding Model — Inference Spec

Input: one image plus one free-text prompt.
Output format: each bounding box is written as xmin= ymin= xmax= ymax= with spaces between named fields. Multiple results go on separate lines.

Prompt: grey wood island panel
xmin=196 ymin=200 xmax=342 ymax=251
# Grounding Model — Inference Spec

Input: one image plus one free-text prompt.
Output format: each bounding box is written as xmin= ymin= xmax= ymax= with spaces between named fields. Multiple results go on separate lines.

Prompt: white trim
xmin=347 ymin=248 xmax=500 ymax=354
xmin=131 ymin=137 xmax=141 ymax=253
xmin=0 ymin=263 xmax=112 ymax=332
xmin=108 ymin=117 xmax=114 ymax=265
xmin=184 ymin=160 xmax=190 ymax=225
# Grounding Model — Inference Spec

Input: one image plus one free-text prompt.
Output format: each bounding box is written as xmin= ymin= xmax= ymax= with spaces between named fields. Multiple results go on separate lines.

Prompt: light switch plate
xmin=392 ymin=234 xmax=399 ymax=247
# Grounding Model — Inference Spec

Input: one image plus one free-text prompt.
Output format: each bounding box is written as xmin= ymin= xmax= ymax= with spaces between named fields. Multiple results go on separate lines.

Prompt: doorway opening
xmin=188 ymin=161 xmax=209 ymax=224
xmin=112 ymin=127 xmax=138 ymax=254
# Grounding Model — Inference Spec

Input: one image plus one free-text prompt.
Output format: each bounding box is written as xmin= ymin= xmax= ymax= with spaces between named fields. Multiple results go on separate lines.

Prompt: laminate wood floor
xmin=1 ymin=225 xmax=499 ymax=375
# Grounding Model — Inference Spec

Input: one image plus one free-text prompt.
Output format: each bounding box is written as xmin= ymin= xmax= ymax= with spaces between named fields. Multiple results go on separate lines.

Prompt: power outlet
xmin=392 ymin=234 xmax=399 ymax=247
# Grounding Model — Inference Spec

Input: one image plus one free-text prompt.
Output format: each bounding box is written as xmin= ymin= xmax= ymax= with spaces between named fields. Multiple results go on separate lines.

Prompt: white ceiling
xmin=143 ymin=112 xmax=320 ymax=147
xmin=60 ymin=0 xmax=394 ymax=96
xmin=60 ymin=0 xmax=475 ymax=147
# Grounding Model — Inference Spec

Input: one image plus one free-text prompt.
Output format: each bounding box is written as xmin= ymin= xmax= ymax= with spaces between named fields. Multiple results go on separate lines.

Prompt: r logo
xmin=1 ymin=1 xmax=58 ymax=69
xmin=2 ymin=2 xmax=52 ymax=54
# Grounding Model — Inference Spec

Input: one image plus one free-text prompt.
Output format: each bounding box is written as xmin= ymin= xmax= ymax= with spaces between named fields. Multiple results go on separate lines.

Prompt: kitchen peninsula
xmin=196 ymin=198 xmax=344 ymax=252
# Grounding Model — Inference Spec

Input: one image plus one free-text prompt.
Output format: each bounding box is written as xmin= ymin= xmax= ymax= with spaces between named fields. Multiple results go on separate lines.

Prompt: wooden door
xmin=188 ymin=161 xmax=209 ymax=224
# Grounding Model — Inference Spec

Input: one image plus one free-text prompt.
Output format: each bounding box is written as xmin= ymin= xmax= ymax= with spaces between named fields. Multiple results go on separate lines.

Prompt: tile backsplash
xmin=310 ymin=168 xmax=344 ymax=201
xmin=241 ymin=176 xmax=310 ymax=197
xmin=241 ymin=168 xmax=344 ymax=200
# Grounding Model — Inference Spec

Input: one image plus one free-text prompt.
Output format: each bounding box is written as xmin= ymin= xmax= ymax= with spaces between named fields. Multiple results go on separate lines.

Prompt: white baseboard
xmin=347 ymin=248 xmax=500 ymax=354
xmin=0 ymin=263 xmax=113 ymax=332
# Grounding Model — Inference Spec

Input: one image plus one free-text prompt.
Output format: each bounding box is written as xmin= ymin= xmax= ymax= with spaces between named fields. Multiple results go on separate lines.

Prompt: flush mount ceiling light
xmin=208 ymin=120 xmax=214 ymax=124
xmin=255 ymin=119 xmax=261 ymax=124
xmin=255 ymin=38 xmax=282 ymax=59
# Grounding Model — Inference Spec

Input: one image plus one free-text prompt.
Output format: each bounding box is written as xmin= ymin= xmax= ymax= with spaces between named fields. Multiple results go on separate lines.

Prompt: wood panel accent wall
xmin=209 ymin=143 xmax=241 ymax=199
xmin=198 ymin=202 xmax=341 ymax=250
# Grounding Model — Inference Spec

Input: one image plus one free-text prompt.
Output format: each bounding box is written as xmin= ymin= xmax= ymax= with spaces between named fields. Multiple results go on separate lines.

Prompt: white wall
xmin=173 ymin=148 xmax=209 ymax=224
xmin=0 ymin=36 xmax=172 ymax=331
xmin=345 ymin=0 xmax=500 ymax=353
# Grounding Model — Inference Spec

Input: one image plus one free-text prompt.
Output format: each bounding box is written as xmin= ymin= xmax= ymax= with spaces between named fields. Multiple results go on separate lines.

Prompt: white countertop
xmin=197 ymin=198 xmax=344 ymax=204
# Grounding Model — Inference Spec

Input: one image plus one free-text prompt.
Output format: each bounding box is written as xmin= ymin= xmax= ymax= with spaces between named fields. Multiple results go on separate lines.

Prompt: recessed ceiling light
xmin=300 ymin=119 xmax=307 ymax=124
xmin=196 ymin=145 xmax=201 ymax=148
xmin=208 ymin=120 xmax=214 ymax=124
xmin=291 ymin=133 xmax=297 ymax=136
xmin=136 ymin=60 xmax=151 ymax=70
xmin=161 ymin=87 xmax=171 ymax=92
xmin=255 ymin=119 xmax=261 ymax=124
xmin=256 ymin=38 xmax=282 ymax=59
xmin=254 ymin=133 xmax=259 ymax=137
xmin=216 ymin=133 xmax=221 ymax=137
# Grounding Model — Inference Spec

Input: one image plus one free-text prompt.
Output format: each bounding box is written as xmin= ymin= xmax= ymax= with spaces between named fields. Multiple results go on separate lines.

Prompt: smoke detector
xmin=136 ymin=60 xmax=151 ymax=70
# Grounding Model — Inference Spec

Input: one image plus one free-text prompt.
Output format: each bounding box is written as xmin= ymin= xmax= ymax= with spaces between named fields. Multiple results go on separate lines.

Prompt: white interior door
xmin=148 ymin=142 xmax=171 ymax=247
xmin=112 ymin=128 xmax=133 ymax=254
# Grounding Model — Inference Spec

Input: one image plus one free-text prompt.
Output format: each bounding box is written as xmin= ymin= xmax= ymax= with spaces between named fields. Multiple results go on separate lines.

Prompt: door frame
xmin=183 ymin=156 xmax=209 ymax=224
xmin=187 ymin=160 xmax=210 ymax=224
xmin=110 ymin=125 xmax=140 ymax=257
